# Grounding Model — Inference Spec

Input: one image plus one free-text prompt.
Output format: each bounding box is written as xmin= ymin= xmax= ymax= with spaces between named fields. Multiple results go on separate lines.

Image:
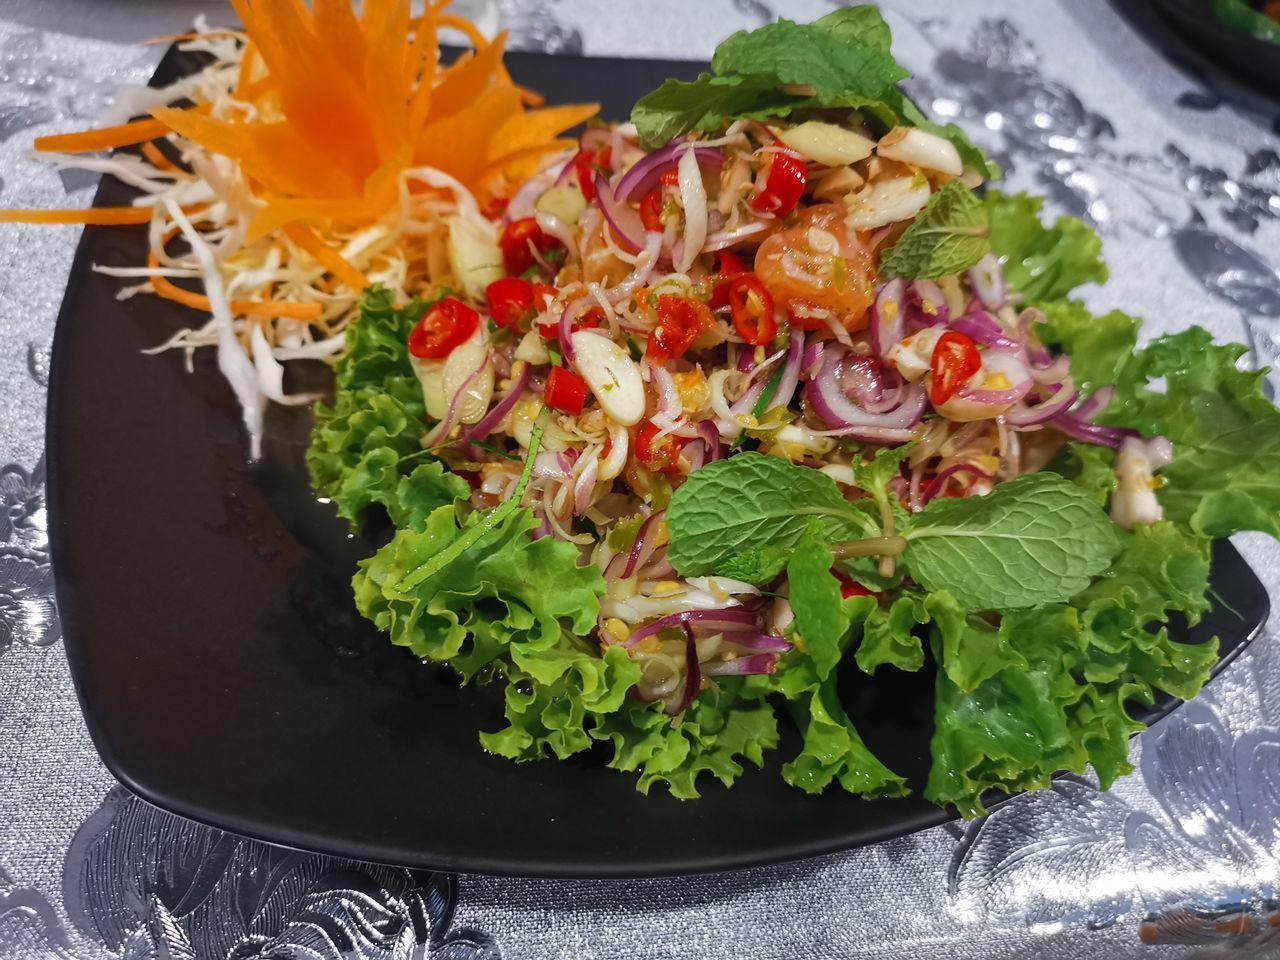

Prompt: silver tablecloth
xmin=1 ymin=1 xmax=1278 ymax=957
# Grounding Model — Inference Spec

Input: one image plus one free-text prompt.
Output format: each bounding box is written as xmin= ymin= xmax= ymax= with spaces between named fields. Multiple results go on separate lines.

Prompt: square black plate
xmin=47 ymin=46 xmax=1271 ymax=879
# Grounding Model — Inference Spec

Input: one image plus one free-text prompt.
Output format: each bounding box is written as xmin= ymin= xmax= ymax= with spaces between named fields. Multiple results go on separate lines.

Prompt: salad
xmin=9 ymin=4 xmax=1278 ymax=818
xmin=309 ymin=9 xmax=1280 ymax=817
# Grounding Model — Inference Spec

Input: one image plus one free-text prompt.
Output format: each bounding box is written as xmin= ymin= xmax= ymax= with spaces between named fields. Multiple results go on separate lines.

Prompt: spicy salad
xmin=12 ymin=4 xmax=1280 ymax=816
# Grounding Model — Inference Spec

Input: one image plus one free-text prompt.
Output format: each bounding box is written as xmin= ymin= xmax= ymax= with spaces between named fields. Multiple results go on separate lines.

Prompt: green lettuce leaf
xmin=354 ymin=504 xmax=604 ymax=680
xmin=307 ymin=286 xmax=463 ymax=526
xmin=924 ymin=521 xmax=1218 ymax=817
xmin=987 ymin=190 xmax=1108 ymax=302
xmin=1213 ymin=0 xmax=1280 ymax=43
xmin=1119 ymin=329 xmax=1280 ymax=539
xmin=855 ymin=593 xmax=927 ymax=675
xmin=1041 ymin=302 xmax=1280 ymax=540
xmin=592 ymin=679 xmax=779 ymax=799
xmin=781 ymin=672 xmax=909 ymax=798
xmin=481 ymin=644 xmax=640 ymax=761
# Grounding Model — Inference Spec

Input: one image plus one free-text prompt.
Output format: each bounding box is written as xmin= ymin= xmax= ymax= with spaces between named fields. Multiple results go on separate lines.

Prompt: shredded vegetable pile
xmin=21 ymin=5 xmax=1280 ymax=815
xmin=3 ymin=0 xmax=595 ymax=456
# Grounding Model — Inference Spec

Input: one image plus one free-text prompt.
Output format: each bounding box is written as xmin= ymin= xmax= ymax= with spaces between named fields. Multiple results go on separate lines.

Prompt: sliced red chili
xmin=785 ymin=301 xmax=830 ymax=332
xmin=930 ymin=330 xmax=982 ymax=406
xmin=538 ymin=302 xmax=602 ymax=340
xmin=833 ymin=569 xmax=882 ymax=601
xmin=572 ymin=149 xmax=598 ymax=202
xmin=407 ymin=297 xmax=479 ymax=360
xmin=648 ymin=294 xmax=713 ymax=364
xmin=748 ymin=149 xmax=807 ymax=218
xmin=659 ymin=168 xmax=681 ymax=187
xmin=709 ymin=249 xmax=748 ymax=309
xmin=639 ymin=188 xmax=665 ymax=233
xmin=485 ymin=277 xmax=534 ymax=331
xmin=635 ymin=421 xmax=690 ymax=475
xmin=482 ymin=194 xmax=509 ymax=220
xmin=499 ymin=217 xmax=561 ymax=277
xmin=546 ymin=366 xmax=588 ymax=415
xmin=728 ymin=275 xmax=777 ymax=345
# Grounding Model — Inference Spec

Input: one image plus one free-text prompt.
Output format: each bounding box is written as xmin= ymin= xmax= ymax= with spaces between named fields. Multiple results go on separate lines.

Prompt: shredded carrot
xmin=283 ymin=222 xmax=369 ymax=292
xmin=36 ymin=118 xmax=173 ymax=154
xmin=142 ymin=31 xmax=199 ymax=45
xmin=0 ymin=207 xmax=155 ymax=225
xmin=141 ymin=142 xmax=179 ymax=172
xmin=148 ymin=235 xmax=322 ymax=320
xmin=234 ymin=41 xmax=259 ymax=99
xmin=36 ymin=103 xmax=211 ymax=154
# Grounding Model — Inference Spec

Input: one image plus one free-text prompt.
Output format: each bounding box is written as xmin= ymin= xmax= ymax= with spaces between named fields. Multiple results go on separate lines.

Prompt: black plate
xmin=1111 ymin=0 xmax=1280 ymax=120
xmin=48 ymin=46 xmax=1271 ymax=879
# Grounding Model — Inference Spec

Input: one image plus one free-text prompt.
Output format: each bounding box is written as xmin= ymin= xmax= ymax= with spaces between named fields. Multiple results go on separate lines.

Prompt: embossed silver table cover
xmin=0 ymin=1 xmax=1278 ymax=957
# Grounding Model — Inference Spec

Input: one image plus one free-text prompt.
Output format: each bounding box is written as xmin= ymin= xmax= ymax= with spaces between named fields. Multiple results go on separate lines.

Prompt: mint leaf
xmin=630 ymin=9 xmax=995 ymax=179
xmin=904 ymin=472 xmax=1121 ymax=610
xmin=787 ymin=522 xmax=852 ymax=681
xmin=711 ymin=17 xmax=907 ymax=102
xmin=665 ymin=452 xmax=876 ymax=577
xmin=812 ymin=6 xmax=893 ymax=49
xmin=879 ymin=181 xmax=991 ymax=280
xmin=631 ymin=73 xmax=797 ymax=150
xmin=718 ymin=545 xmax=791 ymax=585
xmin=987 ymin=190 xmax=1107 ymax=302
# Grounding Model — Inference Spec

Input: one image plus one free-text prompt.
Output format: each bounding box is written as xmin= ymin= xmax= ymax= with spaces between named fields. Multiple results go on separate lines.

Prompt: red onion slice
xmin=1030 ymin=353 xmax=1071 ymax=384
xmin=702 ymin=653 xmax=782 ymax=677
xmin=558 ymin=295 xmax=598 ymax=365
xmin=718 ymin=632 xmax=793 ymax=653
xmin=696 ymin=420 xmax=725 ymax=462
xmin=621 ymin=510 xmax=666 ymax=579
xmin=871 ymin=278 xmax=906 ymax=359
xmin=1004 ymin=379 xmax=1078 ymax=426
xmin=624 ymin=607 xmax=762 ymax=649
xmin=615 ymin=143 xmax=724 ymax=203
xmin=673 ymin=630 xmax=703 ymax=714
xmin=459 ymin=362 xmax=531 ymax=442
xmin=801 ymin=340 xmax=825 ymax=378
xmin=423 ymin=356 xmax=490 ymax=447
xmin=807 ymin=344 xmax=928 ymax=431
xmin=840 ymin=354 xmax=884 ymax=408
xmin=768 ymin=329 xmax=805 ymax=412
xmin=594 ymin=173 xmax=645 ymax=252
xmin=504 ymin=156 xmax=570 ymax=224
xmin=921 ymin=463 xmax=994 ymax=504
xmin=950 ymin=311 xmax=1023 ymax=353
xmin=702 ymin=221 xmax=771 ymax=252
xmin=968 ymin=252 xmax=1007 ymax=309
xmin=910 ymin=279 xmax=949 ymax=326
xmin=1050 ymin=411 xmax=1137 ymax=448
xmin=604 ymin=230 xmax=662 ymax=304
xmin=1071 ymin=384 xmax=1114 ymax=422
xmin=958 ymin=350 xmax=1033 ymax=406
